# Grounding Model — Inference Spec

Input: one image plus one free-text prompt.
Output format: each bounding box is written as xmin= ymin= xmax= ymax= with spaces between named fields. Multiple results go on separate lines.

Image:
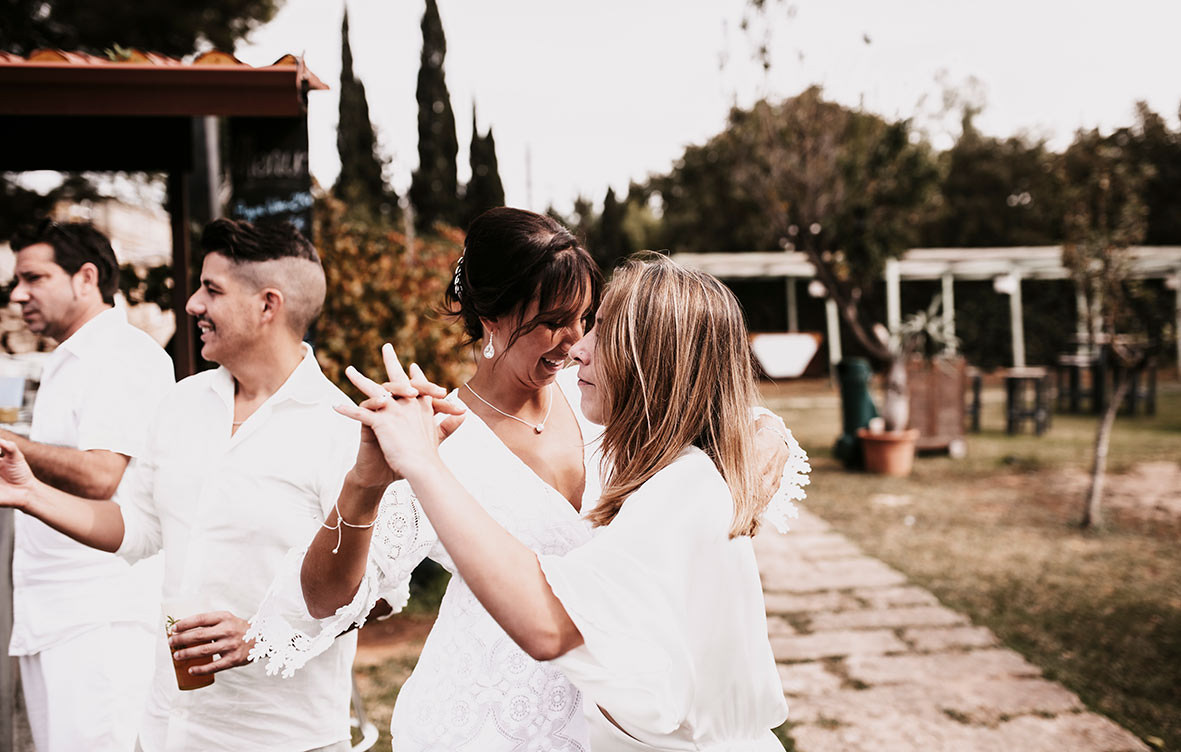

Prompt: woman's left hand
xmin=337 ymin=345 xmax=457 ymax=480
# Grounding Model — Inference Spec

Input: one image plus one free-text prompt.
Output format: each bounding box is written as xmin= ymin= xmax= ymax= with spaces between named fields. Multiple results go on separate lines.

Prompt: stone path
xmin=755 ymin=507 xmax=1151 ymax=752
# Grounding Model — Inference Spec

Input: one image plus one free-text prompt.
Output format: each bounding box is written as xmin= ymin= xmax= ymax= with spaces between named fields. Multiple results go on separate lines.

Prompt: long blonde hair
xmin=584 ymin=253 xmax=764 ymax=538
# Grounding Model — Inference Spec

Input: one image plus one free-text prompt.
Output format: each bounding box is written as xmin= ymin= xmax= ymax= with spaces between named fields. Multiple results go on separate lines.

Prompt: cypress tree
xmin=462 ymin=106 xmax=506 ymax=228
xmin=592 ymin=187 xmax=628 ymax=272
xmin=408 ymin=0 xmax=459 ymax=232
xmin=334 ymin=8 xmax=392 ymax=218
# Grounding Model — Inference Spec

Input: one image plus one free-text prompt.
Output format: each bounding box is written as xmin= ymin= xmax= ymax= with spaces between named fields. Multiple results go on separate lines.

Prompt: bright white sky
xmin=61 ymin=1 xmax=1181 ymax=215
xmin=232 ymin=0 xmax=1180 ymax=214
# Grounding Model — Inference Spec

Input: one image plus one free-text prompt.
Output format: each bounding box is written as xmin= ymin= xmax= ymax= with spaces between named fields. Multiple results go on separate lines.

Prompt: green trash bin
xmin=833 ymin=357 xmax=878 ymax=468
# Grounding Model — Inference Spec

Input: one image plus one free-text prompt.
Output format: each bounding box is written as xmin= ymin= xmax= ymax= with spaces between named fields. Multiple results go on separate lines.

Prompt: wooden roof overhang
xmin=0 ymin=50 xmax=327 ymax=377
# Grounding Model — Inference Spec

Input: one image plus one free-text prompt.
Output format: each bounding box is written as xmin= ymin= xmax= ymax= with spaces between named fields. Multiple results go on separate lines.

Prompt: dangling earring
xmin=483 ymin=332 xmax=495 ymax=359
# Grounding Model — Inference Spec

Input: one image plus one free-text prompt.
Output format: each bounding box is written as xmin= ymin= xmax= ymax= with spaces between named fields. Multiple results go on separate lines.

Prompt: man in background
xmin=3 ymin=219 xmax=174 ymax=751
xmin=0 ymin=219 xmax=374 ymax=751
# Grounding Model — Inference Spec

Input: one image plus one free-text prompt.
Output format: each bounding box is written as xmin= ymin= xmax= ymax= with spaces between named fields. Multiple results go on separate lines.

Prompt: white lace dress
xmin=249 ymin=367 xmax=602 ymax=751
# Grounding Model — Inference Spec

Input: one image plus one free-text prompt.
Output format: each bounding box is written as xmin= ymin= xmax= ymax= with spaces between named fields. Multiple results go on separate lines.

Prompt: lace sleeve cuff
xmin=246 ymin=546 xmax=411 ymax=679
xmin=247 ymin=480 xmax=434 ymax=678
xmin=753 ymin=407 xmax=811 ymax=534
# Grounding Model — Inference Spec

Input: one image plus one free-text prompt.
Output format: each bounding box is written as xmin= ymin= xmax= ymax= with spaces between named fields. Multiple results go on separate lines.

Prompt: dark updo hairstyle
xmin=447 ymin=207 xmax=601 ymax=350
xmin=11 ymin=219 xmax=120 ymax=305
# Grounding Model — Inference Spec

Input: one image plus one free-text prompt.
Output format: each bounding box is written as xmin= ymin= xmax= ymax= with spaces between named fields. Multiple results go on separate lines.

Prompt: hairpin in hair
xmin=452 ymin=256 xmax=465 ymax=299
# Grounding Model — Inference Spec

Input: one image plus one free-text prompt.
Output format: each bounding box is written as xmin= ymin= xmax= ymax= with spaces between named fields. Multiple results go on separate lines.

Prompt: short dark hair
xmin=447 ymin=207 xmax=601 ymax=348
xmin=11 ymin=219 xmax=120 ymax=304
xmin=199 ymin=218 xmax=319 ymax=264
xmin=199 ymin=218 xmax=326 ymax=337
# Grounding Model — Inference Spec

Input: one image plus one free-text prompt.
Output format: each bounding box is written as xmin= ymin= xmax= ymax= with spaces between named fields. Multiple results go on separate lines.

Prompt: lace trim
xmin=246 ymin=547 xmax=410 ymax=678
xmin=754 ymin=408 xmax=810 ymax=534
xmin=246 ymin=481 xmax=428 ymax=678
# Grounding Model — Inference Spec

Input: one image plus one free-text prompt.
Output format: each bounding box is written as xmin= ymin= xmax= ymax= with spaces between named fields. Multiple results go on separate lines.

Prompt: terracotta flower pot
xmin=857 ymin=427 xmax=920 ymax=476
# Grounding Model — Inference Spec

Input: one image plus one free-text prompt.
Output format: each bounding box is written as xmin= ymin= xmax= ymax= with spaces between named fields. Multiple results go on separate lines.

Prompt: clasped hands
xmin=336 ymin=343 xmax=466 ymax=488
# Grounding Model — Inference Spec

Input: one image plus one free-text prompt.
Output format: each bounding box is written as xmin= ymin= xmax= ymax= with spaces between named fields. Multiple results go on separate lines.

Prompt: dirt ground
xmin=355 ymin=612 xmax=435 ymax=664
xmin=1036 ymin=461 xmax=1181 ymax=535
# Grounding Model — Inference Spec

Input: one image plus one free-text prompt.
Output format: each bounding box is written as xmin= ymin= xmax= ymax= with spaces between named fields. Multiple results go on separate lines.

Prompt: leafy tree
xmin=0 ymin=174 xmax=101 ymax=242
xmin=619 ymin=182 xmax=663 ymax=255
xmin=313 ymin=193 xmax=470 ymax=391
xmin=735 ymin=89 xmax=938 ymax=365
xmin=547 ymin=195 xmax=597 ymax=247
xmin=650 ymin=122 xmax=772 ymax=252
xmin=461 ymin=107 xmax=505 ymax=229
xmin=1061 ymin=129 xmax=1160 ymax=529
xmin=1125 ymin=101 xmax=1181 ymax=245
xmin=650 ymin=87 xmax=939 ymax=428
xmin=590 ymin=187 xmax=628 ymax=272
xmin=334 ymin=9 xmax=394 ymax=220
xmin=921 ymin=109 xmax=1065 ymax=247
xmin=0 ymin=0 xmax=281 ymax=57
xmin=408 ymin=0 xmax=459 ymax=233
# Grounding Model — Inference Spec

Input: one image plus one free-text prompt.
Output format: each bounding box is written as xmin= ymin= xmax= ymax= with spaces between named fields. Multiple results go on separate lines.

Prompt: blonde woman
xmin=337 ymin=254 xmax=808 ymax=750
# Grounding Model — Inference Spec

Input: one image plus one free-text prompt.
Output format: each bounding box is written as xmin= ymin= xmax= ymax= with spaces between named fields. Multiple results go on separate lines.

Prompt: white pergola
xmin=672 ymin=246 xmax=1181 ymax=373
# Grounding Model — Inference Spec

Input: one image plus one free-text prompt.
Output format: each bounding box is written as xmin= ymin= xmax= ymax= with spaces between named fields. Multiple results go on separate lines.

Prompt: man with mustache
xmin=3 ymin=219 xmax=174 ymax=752
xmin=0 ymin=219 xmax=398 ymax=751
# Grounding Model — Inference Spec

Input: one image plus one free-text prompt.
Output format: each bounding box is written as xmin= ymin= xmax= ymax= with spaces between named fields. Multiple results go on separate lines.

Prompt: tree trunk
xmin=1081 ymin=375 xmax=1133 ymax=529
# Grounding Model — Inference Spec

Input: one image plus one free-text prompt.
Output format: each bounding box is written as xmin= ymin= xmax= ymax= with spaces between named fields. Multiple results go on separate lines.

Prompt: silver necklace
xmin=464 ymin=382 xmax=552 ymax=434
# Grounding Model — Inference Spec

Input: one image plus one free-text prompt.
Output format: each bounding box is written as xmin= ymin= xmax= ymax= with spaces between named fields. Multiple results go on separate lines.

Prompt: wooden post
xmin=167 ymin=171 xmax=197 ymax=379
xmin=786 ymin=277 xmax=798 ymax=333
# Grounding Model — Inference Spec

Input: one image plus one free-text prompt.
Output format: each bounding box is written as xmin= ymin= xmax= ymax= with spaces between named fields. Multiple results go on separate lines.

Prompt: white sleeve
xmin=246 ymin=480 xmax=438 ymax=678
xmin=113 ymin=453 xmax=164 ymax=563
xmin=114 ymin=404 xmax=168 ymax=563
xmin=752 ymin=406 xmax=810 ymax=534
xmin=316 ymin=422 xmax=362 ymax=518
xmin=75 ymin=351 xmax=173 ymax=459
xmin=536 ymin=468 xmax=718 ymax=735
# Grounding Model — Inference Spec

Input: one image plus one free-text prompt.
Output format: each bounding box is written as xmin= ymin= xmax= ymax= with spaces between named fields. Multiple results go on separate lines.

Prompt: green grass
xmin=766 ymin=377 xmax=1181 ymax=750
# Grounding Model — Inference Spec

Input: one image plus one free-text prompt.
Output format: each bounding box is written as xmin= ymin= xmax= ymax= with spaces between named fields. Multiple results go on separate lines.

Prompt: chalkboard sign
xmin=227 ymin=116 xmax=314 ymax=234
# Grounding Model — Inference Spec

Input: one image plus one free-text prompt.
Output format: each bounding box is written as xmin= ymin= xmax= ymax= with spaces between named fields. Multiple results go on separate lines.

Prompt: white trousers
xmin=20 ymin=621 xmax=156 ymax=752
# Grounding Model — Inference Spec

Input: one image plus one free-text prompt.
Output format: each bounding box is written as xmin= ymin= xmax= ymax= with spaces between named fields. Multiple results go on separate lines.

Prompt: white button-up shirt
xmin=117 ymin=344 xmax=361 ymax=752
xmin=10 ymin=306 xmax=174 ymax=656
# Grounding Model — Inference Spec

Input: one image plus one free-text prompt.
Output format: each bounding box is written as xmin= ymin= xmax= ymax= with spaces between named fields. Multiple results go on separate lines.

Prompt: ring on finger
xmin=373 ymin=390 xmax=392 ymax=407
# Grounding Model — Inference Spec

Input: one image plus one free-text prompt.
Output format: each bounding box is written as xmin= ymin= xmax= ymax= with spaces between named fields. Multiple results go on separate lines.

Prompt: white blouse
xmin=539 ymin=447 xmax=790 ymax=751
xmin=250 ymin=367 xmax=602 ymax=751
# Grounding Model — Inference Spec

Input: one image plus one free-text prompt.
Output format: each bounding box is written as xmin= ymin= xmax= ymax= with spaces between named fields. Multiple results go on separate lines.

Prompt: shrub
xmin=312 ymin=194 xmax=474 ymax=393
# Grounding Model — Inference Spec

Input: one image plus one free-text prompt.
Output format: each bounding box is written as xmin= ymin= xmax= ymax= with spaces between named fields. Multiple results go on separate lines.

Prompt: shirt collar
xmin=55 ymin=306 xmax=124 ymax=361
xmin=209 ymin=343 xmax=330 ymax=409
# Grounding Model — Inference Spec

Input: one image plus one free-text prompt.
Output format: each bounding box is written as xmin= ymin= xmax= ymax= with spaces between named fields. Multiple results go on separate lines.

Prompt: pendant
xmin=534 ymin=423 xmax=545 ymax=434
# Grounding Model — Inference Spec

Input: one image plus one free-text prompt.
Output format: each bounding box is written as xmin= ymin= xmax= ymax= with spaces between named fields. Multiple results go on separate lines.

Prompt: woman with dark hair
xmin=250 ymin=208 xmax=606 ymax=750
xmin=333 ymin=254 xmax=807 ymax=750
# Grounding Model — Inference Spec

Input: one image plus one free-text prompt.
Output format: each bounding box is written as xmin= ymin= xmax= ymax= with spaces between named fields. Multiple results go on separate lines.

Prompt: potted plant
xmin=858 ymin=295 xmax=958 ymax=476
